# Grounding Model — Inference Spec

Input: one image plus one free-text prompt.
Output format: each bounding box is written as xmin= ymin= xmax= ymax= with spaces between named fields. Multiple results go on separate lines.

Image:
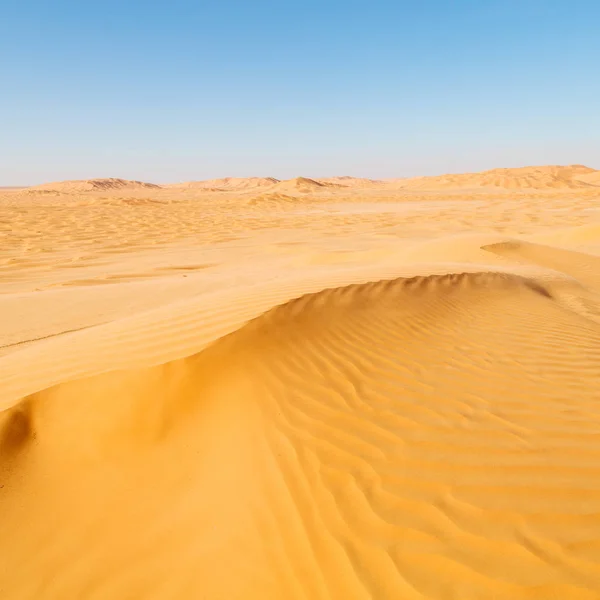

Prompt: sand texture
xmin=2 ymin=165 xmax=600 ymax=599
xmin=394 ymin=165 xmax=599 ymax=191
xmin=30 ymin=178 xmax=162 ymax=193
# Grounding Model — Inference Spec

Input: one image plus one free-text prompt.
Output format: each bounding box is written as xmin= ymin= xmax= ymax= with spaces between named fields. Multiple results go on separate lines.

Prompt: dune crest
xmin=575 ymin=170 xmax=600 ymax=186
xmin=167 ymin=177 xmax=279 ymax=190
xmin=483 ymin=239 xmax=600 ymax=290
xmin=17 ymin=164 xmax=600 ymax=194
xmin=270 ymin=177 xmax=339 ymax=194
xmin=393 ymin=164 xmax=598 ymax=191
xmin=29 ymin=178 xmax=162 ymax=193
xmin=316 ymin=176 xmax=383 ymax=188
xmin=3 ymin=270 xmax=600 ymax=598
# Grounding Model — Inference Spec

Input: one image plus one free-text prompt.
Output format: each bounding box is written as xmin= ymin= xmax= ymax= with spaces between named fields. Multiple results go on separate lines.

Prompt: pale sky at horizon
xmin=1 ymin=0 xmax=599 ymax=186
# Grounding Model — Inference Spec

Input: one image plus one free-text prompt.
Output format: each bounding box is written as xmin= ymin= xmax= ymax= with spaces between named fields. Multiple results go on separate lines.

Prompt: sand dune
xmin=484 ymin=239 xmax=600 ymax=289
xmin=3 ymin=170 xmax=600 ymax=599
xmin=575 ymin=170 xmax=600 ymax=186
xmin=1 ymin=254 xmax=600 ymax=598
xmin=3 ymin=264 xmax=600 ymax=598
xmin=247 ymin=191 xmax=305 ymax=205
xmin=30 ymin=177 xmax=162 ymax=193
xmin=270 ymin=176 xmax=339 ymax=193
xmin=18 ymin=165 xmax=600 ymax=195
xmin=394 ymin=164 xmax=598 ymax=191
xmin=167 ymin=177 xmax=279 ymax=190
xmin=317 ymin=176 xmax=383 ymax=187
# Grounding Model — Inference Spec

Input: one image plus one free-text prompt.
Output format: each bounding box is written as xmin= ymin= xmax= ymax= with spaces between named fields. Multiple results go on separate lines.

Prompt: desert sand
xmin=2 ymin=164 xmax=600 ymax=599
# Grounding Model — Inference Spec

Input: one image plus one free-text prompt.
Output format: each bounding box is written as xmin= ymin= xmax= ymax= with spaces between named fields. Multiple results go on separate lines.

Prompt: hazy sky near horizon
xmin=1 ymin=0 xmax=599 ymax=185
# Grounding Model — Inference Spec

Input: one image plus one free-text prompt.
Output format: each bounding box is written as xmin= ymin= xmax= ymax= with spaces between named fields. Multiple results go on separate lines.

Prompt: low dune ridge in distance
xmin=167 ymin=177 xmax=280 ymax=191
xmin=244 ymin=187 xmax=379 ymax=207
xmin=391 ymin=164 xmax=598 ymax=191
xmin=317 ymin=176 xmax=384 ymax=188
xmin=29 ymin=177 xmax=162 ymax=193
xmin=15 ymin=164 xmax=599 ymax=195
xmin=270 ymin=176 xmax=341 ymax=194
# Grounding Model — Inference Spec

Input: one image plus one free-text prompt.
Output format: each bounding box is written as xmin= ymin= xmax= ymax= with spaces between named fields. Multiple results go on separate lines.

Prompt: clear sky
xmin=1 ymin=0 xmax=599 ymax=185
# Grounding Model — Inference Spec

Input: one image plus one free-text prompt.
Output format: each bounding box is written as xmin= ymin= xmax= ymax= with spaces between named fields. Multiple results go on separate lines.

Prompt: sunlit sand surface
xmin=2 ymin=165 xmax=600 ymax=599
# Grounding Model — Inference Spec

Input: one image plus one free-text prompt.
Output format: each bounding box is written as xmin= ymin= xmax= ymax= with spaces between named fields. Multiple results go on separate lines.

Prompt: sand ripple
xmin=2 ymin=251 xmax=600 ymax=598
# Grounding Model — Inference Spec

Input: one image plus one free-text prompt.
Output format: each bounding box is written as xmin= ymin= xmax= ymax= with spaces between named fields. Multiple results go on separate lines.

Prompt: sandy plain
xmin=2 ymin=164 xmax=600 ymax=599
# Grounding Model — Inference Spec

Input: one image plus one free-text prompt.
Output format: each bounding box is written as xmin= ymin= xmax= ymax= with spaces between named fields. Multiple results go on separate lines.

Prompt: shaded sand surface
xmin=2 ymin=168 xmax=600 ymax=599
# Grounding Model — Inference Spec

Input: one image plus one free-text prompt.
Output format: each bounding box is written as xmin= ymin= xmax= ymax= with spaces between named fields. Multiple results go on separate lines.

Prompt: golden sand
xmin=1 ymin=165 xmax=600 ymax=599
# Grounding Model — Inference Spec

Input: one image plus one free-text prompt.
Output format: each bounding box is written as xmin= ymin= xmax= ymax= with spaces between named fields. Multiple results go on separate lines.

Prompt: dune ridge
xmin=15 ymin=164 xmax=600 ymax=194
xmin=316 ymin=176 xmax=383 ymax=188
xmin=269 ymin=176 xmax=338 ymax=193
xmin=167 ymin=177 xmax=279 ymax=191
xmin=575 ymin=170 xmax=600 ymax=186
xmin=3 ymin=242 xmax=600 ymax=597
xmin=30 ymin=178 xmax=162 ymax=193
xmin=391 ymin=164 xmax=598 ymax=191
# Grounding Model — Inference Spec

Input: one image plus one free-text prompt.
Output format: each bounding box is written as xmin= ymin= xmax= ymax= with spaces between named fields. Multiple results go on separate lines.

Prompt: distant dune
xmin=394 ymin=164 xmax=598 ymax=191
xmin=270 ymin=176 xmax=340 ymax=194
xmin=30 ymin=178 xmax=162 ymax=193
xmin=17 ymin=165 xmax=600 ymax=194
xmin=167 ymin=177 xmax=279 ymax=191
xmin=575 ymin=170 xmax=600 ymax=186
xmin=317 ymin=176 xmax=383 ymax=188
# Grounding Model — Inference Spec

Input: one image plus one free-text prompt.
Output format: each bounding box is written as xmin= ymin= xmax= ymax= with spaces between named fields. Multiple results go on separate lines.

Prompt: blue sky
xmin=1 ymin=0 xmax=599 ymax=185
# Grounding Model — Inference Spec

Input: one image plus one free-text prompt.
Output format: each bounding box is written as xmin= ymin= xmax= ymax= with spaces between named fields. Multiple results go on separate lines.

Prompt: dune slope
xmin=2 ymin=269 xmax=600 ymax=599
xmin=575 ymin=170 xmax=600 ymax=186
xmin=317 ymin=176 xmax=382 ymax=188
xmin=29 ymin=178 xmax=161 ymax=192
xmin=271 ymin=177 xmax=334 ymax=194
xmin=167 ymin=177 xmax=279 ymax=190
xmin=397 ymin=165 xmax=597 ymax=191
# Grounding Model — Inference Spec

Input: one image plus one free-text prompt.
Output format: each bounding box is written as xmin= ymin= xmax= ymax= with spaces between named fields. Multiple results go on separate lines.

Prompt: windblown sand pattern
xmin=1 ymin=165 xmax=600 ymax=599
xmin=576 ymin=170 xmax=600 ymax=186
xmin=167 ymin=177 xmax=279 ymax=191
xmin=396 ymin=165 xmax=599 ymax=191
xmin=30 ymin=177 xmax=162 ymax=193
